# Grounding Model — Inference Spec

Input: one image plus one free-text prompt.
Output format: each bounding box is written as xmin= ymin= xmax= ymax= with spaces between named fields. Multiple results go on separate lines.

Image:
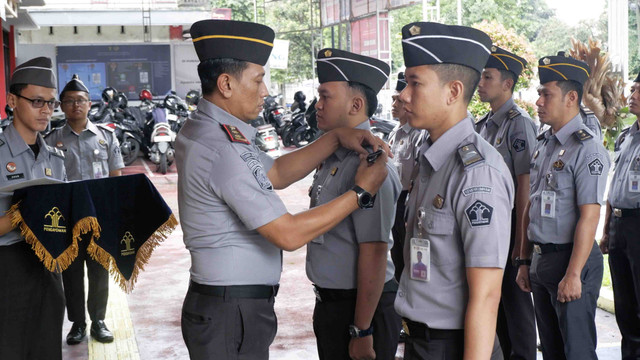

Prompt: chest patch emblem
xmin=465 ymin=200 xmax=493 ymax=227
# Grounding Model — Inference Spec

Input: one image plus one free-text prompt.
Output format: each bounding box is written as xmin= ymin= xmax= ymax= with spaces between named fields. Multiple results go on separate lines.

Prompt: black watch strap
xmin=515 ymin=257 xmax=531 ymax=267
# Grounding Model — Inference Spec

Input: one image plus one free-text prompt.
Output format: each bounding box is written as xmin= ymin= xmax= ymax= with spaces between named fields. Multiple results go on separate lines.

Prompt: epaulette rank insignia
xmin=582 ymin=107 xmax=595 ymax=115
xmin=50 ymin=146 xmax=65 ymax=159
xmin=98 ymin=123 xmax=115 ymax=132
xmin=221 ymin=124 xmax=250 ymax=145
xmin=457 ymin=143 xmax=484 ymax=168
xmin=507 ymin=109 xmax=520 ymax=120
xmin=537 ymin=132 xmax=546 ymax=141
xmin=574 ymin=129 xmax=593 ymax=142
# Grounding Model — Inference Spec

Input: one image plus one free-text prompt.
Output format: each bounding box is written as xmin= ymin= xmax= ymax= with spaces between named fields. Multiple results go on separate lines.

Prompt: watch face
xmin=349 ymin=326 xmax=358 ymax=338
xmin=361 ymin=193 xmax=372 ymax=205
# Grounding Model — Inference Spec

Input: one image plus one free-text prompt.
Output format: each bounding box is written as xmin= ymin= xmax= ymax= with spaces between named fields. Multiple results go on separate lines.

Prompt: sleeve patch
xmin=465 ymin=200 xmax=493 ymax=227
xmin=462 ymin=186 xmax=492 ymax=196
xmin=512 ymin=138 xmax=526 ymax=152
xmin=241 ymin=152 xmax=273 ymax=191
xmin=588 ymin=158 xmax=604 ymax=176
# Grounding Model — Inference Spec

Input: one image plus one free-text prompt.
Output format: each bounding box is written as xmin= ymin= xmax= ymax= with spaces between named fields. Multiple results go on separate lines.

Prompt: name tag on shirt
xmin=541 ymin=190 xmax=556 ymax=218
xmin=629 ymin=171 xmax=640 ymax=193
xmin=410 ymin=237 xmax=430 ymax=282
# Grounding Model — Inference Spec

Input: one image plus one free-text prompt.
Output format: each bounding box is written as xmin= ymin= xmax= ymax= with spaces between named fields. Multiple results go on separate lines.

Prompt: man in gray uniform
xmin=45 ymin=74 xmax=124 ymax=345
xmin=177 ymin=20 xmax=390 ymax=360
xmin=475 ymin=46 xmax=537 ymax=360
xmin=0 ymin=57 xmax=67 ymax=360
xmin=307 ymin=48 xmax=402 ymax=360
xmin=516 ymin=52 xmax=609 ymax=360
xmin=394 ymin=22 xmax=514 ymax=359
xmin=388 ymin=72 xmax=423 ymax=281
xmin=599 ymin=71 xmax=640 ymax=359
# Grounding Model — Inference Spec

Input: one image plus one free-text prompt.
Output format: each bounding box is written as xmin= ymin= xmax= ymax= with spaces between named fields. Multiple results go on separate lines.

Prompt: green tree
xmin=389 ymin=3 xmax=424 ymax=73
xmin=533 ymin=16 xmax=607 ymax=58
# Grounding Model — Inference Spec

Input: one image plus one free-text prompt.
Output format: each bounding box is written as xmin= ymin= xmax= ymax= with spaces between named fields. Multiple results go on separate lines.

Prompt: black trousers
xmin=404 ymin=323 xmax=502 ymax=360
xmin=496 ymin=212 xmax=537 ymax=360
xmin=181 ymin=286 xmax=277 ymax=360
xmin=62 ymin=233 xmax=109 ymax=323
xmin=0 ymin=241 xmax=65 ymax=360
xmin=530 ymin=241 xmax=603 ymax=360
xmin=313 ymin=291 xmax=401 ymax=360
xmin=391 ymin=190 xmax=408 ymax=281
xmin=608 ymin=215 xmax=640 ymax=359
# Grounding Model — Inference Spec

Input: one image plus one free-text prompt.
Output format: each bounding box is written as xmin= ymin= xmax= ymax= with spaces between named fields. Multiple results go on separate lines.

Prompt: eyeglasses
xmin=61 ymin=99 xmax=90 ymax=106
xmin=15 ymin=94 xmax=61 ymax=110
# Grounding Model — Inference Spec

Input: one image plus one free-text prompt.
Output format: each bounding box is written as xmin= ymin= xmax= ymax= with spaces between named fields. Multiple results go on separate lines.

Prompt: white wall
xmin=19 ymin=25 xmax=172 ymax=44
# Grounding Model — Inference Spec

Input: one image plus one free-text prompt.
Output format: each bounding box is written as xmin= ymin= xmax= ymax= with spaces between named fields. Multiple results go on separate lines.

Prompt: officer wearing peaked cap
xmin=388 ymin=72 xmax=424 ymax=282
xmin=177 ymin=20 xmax=390 ymax=360
xmin=0 ymin=56 xmax=67 ymax=360
xmin=515 ymin=53 xmax=609 ymax=360
xmin=45 ymin=73 xmax=124 ymax=345
xmin=475 ymin=46 xmax=537 ymax=360
xmin=308 ymin=48 xmax=402 ymax=360
xmin=394 ymin=22 xmax=514 ymax=359
xmin=538 ymin=51 xmax=602 ymax=139
xmin=598 ymin=71 xmax=640 ymax=359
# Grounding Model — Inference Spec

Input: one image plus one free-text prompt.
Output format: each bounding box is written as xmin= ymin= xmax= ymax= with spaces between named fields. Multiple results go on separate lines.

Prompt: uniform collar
xmin=197 ymin=98 xmax=258 ymax=142
xmin=64 ymin=119 xmax=99 ymax=136
xmin=629 ymin=120 xmax=640 ymax=137
xmin=334 ymin=119 xmax=370 ymax=161
xmin=487 ymin=97 xmax=515 ymax=127
xmin=5 ymin=123 xmax=50 ymax=159
xmin=549 ymin=113 xmax=583 ymax=145
xmin=421 ymin=116 xmax=475 ymax=172
xmin=400 ymin=121 xmax=412 ymax=134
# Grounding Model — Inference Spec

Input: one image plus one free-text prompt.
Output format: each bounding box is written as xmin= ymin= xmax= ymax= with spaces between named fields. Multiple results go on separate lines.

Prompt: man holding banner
xmin=0 ymin=57 xmax=67 ymax=360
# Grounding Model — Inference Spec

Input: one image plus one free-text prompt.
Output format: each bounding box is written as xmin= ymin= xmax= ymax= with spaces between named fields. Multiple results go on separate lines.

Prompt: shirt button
xmin=428 ymin=221 xmax=434 ymax=229
xmin=398 ymin=290 xmax=405 ymax=298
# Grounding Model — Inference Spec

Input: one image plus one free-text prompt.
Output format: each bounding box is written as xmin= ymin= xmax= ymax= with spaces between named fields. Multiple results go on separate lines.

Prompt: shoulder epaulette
xmin=537 ymin=132 xmax=546 ymax=141
xmin=615 ymin=126 xmax=631 ymax=149
xmin=43 ymin=126 xmax=62 ymax=139
xmin=475 ymin=113 xmax=489 ymax=125
xmin=574 ymin=129 xmax=593 ymax=142
xmin=221 ymin=124 xmax=250 ymax=144
xmin=47 ymin=145 xmax=65 ymax=159
xmin=581 ymin=107 xmax=595 ymax=116
xmin=457 ymin=143 xmax=485 ymax=168
xmin=507 ymin=108 xmax=521 ymax=120
xmin=97 ymin=123 xmax=115 ymax=133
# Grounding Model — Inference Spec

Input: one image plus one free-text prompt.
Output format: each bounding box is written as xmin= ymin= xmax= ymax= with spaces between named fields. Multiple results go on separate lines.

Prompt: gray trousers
xmin=181 ymin=289 xmax=277 ymax=360
xmin=529 ymin=241 xmax=603 ymax=360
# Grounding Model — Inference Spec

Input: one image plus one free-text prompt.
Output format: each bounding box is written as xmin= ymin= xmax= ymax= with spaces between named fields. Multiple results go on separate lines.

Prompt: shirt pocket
xmin=420 ymin=209 xmax=460 ymax=266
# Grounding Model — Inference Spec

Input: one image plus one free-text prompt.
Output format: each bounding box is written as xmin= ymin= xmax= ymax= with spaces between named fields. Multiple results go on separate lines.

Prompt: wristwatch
xmin=349 ymin=324 xmax=374 ymax=338
xmin=514 ymin=257 xmax=532 ymax=267
xmin=351 ymin=185 xmax=375 ymax=209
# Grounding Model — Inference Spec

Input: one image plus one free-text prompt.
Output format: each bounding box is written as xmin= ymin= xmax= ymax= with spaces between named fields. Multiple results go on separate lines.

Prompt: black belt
xmin=189 ymin=281 xmax=278 ymax=299
xmin=313 ymin=279 xmax=398 ymax=302
xmin=612 ymin=207 xmax=640 ymax=218
xmin=532 ymin=242 xmax=573 ymax=255
xmin=403 ymin=318 xmax=463 ymax=341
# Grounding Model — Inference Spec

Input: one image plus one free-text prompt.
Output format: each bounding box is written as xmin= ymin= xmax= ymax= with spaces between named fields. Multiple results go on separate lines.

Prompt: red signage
xmin=350 ymin=14 xmax=389 ymax=59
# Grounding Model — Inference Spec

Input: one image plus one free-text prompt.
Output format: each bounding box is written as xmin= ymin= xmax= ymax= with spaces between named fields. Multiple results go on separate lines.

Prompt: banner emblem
xmin=44 ymin=207 xmax=66 ymax=233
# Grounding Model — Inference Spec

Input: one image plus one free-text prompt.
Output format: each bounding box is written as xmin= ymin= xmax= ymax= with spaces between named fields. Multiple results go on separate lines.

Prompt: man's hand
xmin=354 ymin=151 xmax=388 ymax=195
xmin=332 ymin=128 xmax=392 ymax=158
xmin=349 ymin=336 xmax=375 ymax=360
xmin=515 ymin=265 xmax=531 ymax=292
xmin=599 ymin=235 xmax=609 ymax=254
xmin=557 ymin=273 xmax=582 ymax=303
xmin=511 ymin=243 xmax=521 ymax=263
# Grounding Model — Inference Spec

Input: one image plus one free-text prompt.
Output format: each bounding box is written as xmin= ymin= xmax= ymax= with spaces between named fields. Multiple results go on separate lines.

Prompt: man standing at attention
xmin=177 ymin=20 xmax=390 ymax=360
xmin=394 ymin=22 xmax=514 ymax=359
xmin=45 ymin=74 xmax=124 ymax=345
xmin=475 ymin=46 xmax=537 ymax=360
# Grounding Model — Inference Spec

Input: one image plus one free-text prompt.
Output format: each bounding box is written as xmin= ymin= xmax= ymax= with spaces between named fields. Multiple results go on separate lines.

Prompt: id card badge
xmin=92 ymin=162 xmax=104 ymax=179
xmin=629 ymin=171 xmax=640 ymax=192
xmin=541 ymin=190 xmax=556 ymax=218
xmin=410 ymin=237 xmax=430 ymax=282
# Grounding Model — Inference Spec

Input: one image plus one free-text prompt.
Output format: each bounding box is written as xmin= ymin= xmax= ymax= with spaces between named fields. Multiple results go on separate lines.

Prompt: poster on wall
xmin=173 ymin=43 xmax=201 ymax=99
xmin=350 ymin=13 xmax=389 ymax=59
xmin=57 ymin=45 xmax=171 ymax=101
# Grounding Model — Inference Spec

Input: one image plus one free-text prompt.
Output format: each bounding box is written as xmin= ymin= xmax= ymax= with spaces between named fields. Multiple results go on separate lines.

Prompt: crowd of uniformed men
xmin=0 ymin=15 xmax=639 ymax=360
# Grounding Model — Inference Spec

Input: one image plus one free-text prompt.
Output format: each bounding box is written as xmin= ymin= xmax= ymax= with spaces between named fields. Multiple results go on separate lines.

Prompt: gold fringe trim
xmin=87 ymin=213 xmax=178 ymax=293
xmin=7 ymin=203 xmax=100 ymax=273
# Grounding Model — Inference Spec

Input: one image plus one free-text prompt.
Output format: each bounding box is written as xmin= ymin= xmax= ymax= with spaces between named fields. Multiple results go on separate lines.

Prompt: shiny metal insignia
xmin=558 ymin=149 xmax=565 ymax=156
xmin=324 ymin=49 xmax=332 ymax=57
xmin=409 ymin=25 xmax=421 ymax=36
xmin=6 ymin=162 xmax=16 ymax=173
xmin=491 ymin=46 xmax=497 ymax=52
xmin=496 ymin=137 xmax=502 ymax=145
xmin=433 ymin=195 xmax=444 ymax=209
xmin=533 ymin=150 xmax=539 ymax=159
xmin=543 ymin=57 xmax=550 ymax=65
xmin=45 ymin=168 xmax=52 ymax=177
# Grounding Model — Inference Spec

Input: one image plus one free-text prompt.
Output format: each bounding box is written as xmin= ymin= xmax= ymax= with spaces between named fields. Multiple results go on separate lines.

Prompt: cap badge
xmin=564 ymin=52 xmax=570 ymax=58
xmin=324 ymin=50 xmax=332 ymax=57
xmin=543 ymin=58 xmax=550 ymax=65
xmin=491 ymin=46 xmax=497 ymax=52
xmin=409 ymin=25 xmax=421 ymax=36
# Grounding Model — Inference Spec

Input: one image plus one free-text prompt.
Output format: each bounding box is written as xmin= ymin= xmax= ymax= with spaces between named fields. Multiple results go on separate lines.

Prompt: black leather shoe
xmin=66 ymin=322 xmax=86 ymax=345
xmin=90 ymin=320 xmax=114 ymax=343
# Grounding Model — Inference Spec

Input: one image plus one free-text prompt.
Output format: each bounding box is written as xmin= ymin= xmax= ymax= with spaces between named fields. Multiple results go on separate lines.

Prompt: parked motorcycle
xmin=282 ymin=98 xmax=319 ymax=148
xmin=262 ymin=95 xmax=288 ymax=135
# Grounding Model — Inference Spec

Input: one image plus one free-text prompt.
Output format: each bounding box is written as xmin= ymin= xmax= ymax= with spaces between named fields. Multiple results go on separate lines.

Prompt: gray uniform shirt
xmin=306 ymin=120 xmax=400 ymax=289
xmin=608 ymin=121 xmax=640 ymax=209
xmin=528 ymin=114 xmax=610 ymax=245
xmin=0 ymin=124 xmax=66 ymax=246
xmin=580 ymin=108 xmax=602 ymax=140
xmin=176 ymin=99 xmax=287 ymax=286
xmin=475 ymin=98 xmax=537 ymax=181
xmin=388 ymin=122 xmax=423 ymax=191
xmin=45 ymin=120 xmax=124 ymax=181
xmin=394 ymin=118 xmax=514 ymax=329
